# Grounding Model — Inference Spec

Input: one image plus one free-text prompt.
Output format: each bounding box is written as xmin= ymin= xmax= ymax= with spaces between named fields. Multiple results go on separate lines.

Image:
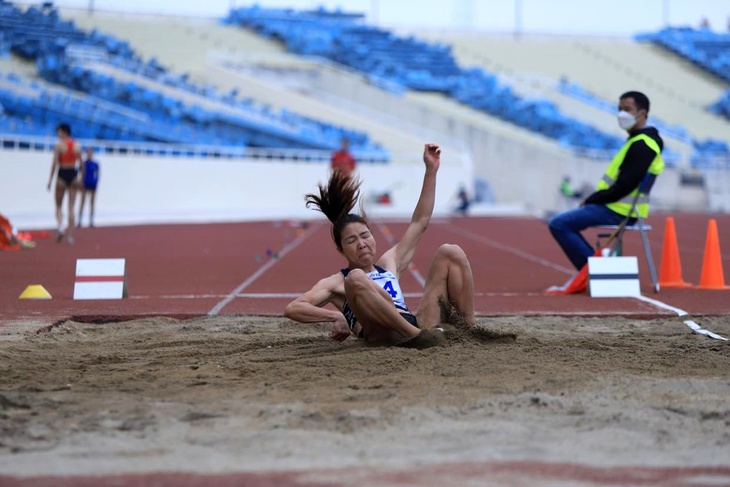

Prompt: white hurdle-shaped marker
xmin=74 ymin=258 xmax=128 ymax=300
xmin=588 ymin=256 xmax=641 ymax=298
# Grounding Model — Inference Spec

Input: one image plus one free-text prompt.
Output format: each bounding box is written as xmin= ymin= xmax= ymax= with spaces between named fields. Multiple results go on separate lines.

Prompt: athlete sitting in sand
xmin=284 ymin=143 xmax=476 ymax=348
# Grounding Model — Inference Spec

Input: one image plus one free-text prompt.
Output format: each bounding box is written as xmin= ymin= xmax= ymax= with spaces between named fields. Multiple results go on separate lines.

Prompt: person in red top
xmin=330 ymin=138 xmax=356 ymax=178
xmin=47 ymin=123 xmax=83 ymax=244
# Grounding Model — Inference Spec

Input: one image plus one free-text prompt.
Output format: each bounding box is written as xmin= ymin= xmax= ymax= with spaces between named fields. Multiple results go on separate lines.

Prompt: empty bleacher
xmin=642 ymin=27 xmax=730 ymax=140
xmin=417 ymin=30 xmax=730 ymax=169
xmin=636 ymin=26 xmax=730 ymax=168
xmin=638 ymin=27 xmax=730 ymax=83
xmin=0 ymin=1 xmax=388 ymax=159
xmin=59 ymin=8 xmax=438 ymax=157
xmin=224 ymin=6 xmax=628 ymax=156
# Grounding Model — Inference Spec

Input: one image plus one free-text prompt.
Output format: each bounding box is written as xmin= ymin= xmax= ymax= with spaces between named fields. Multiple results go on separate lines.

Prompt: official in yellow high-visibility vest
xmin=549 ymin=91 xmax=665 ymax=270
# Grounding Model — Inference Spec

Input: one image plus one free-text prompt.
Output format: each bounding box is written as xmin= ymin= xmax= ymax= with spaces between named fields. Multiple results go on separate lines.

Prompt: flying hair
xmin=305 ymin=170 xmax=369 ymax=250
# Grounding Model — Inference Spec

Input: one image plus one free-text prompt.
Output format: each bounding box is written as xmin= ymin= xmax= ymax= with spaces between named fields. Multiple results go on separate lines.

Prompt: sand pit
xmin=0 ymin=315 xmax=729 ymax=479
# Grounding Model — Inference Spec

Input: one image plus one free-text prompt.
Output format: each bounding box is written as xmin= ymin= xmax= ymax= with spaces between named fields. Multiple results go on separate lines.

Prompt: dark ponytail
xmin=305 ymin=171 xmax=369 ymax=250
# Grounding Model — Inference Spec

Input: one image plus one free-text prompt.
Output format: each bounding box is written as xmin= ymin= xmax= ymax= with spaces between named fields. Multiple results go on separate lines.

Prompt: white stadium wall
xmin=2 ymin=144 xmax=695 ymax=232
xmin=1 ymin=148 xmax=476 ymax=230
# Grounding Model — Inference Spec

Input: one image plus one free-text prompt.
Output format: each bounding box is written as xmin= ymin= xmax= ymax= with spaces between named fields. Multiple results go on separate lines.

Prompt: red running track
xmin=2 ymin=213 xmax=730 ymax=485
xmin=1 ymin=213 xmax=729 ymax=328
xmin=2 ymin=460 xmax=730 ymax=486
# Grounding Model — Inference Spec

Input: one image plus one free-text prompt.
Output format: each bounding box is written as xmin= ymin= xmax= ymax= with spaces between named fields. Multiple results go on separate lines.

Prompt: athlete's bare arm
xmin=284 ymin=273 xmax=351 ymax=341
xmin=379 ymin=143 xmax=440 ymax=275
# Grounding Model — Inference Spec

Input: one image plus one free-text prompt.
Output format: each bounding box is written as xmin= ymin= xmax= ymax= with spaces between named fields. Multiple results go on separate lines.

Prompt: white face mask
xmin=617 ymin=110 xmax=636 ymax=130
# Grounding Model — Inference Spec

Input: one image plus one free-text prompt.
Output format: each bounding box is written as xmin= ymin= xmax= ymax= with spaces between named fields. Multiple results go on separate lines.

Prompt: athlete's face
xmin=339 ymin=222 xmax=376 ymax=269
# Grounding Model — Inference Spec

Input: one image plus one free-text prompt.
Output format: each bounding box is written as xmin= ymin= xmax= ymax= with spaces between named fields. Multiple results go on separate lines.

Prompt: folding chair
xmin=595 ymin=174 xmax=660 ymax=293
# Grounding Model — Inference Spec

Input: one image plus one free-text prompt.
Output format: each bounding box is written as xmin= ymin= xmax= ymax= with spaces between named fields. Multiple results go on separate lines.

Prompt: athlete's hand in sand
xmin=423 ymin=143 xmax=441 ymax=173
xmin=329 ymin=315 xmax=351 ymax=342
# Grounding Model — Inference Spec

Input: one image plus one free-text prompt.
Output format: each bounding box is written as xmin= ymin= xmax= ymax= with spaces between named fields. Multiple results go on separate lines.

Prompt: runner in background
xmin=47 ymin=123 xmax=82 ymax=244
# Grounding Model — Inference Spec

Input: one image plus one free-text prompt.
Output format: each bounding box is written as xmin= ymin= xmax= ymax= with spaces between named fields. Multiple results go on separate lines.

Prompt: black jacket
xmin=584 ymin=126 xmax=663 ymax=206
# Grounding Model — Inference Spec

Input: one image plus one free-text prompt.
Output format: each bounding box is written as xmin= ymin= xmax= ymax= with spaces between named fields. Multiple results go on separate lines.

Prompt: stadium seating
xmin=637 ymin=27 xmax=730 ymax=83
xmin=710 ymin=90 xmax=730 ymax=121
xmin=224 ymin=5 xmax=627 ymax=154
xmin=0 ymin=1 xmax=387 ymax=159
xmin=0 ymin=72 xmax=206 ymax=144
xmin=636 ymin=26 xmax=730 ymax=167
xmin=691 ymin=138 xmax=730 ymax=170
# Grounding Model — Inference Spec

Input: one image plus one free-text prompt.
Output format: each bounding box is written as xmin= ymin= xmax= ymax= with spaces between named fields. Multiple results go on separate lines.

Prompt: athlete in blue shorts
xmin=284 ymin=144 xmax=476 ymax=348
xmin=78 ymin=148 xmax=100 ymax=228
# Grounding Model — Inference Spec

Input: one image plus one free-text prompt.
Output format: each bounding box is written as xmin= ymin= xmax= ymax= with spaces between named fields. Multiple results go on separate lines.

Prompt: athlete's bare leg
xmin=54 ymin=181 xmax=66 ymax=241
xmin=416 ymin=244 xmax=475 ymax=329
xmin=65 ymin=182 xmax=79 ymax=243
xmin=344 ymin=269 xmax=420 ymax=343
xmin=78 ymin=189 xmax=86 ymax=227
xmin=89 ymin=189 xmax=96 ymax=227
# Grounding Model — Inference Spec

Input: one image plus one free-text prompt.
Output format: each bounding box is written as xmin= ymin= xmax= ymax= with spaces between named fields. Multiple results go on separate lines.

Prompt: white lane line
xmin=635 ymin=295 xmax=728 ymax=341
xmin=207 ymin=222 xmax=322 ymax=316
xmin=374 ymin=222 xmax=426 ymax=287
xmin=131 ymin=291 xmax=570 ymax=300
xmin=446 ymin=225 xmax=575 ymax=274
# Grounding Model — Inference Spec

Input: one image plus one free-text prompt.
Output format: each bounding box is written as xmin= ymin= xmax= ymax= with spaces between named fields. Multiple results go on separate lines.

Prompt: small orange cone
xmin=545 ymin=248 xmax=608 ymax=295
xmin=659 ymin=217 xmax=692 ymax=288
xmin=696 ymin=219 xmax=730 ymax=290
xmin=545 ymin=265 xmax=589 ymax=295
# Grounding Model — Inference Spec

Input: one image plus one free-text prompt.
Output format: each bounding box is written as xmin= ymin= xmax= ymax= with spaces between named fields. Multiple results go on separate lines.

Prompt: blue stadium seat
xmin=0 ymin=0 xmax=388 ymax=159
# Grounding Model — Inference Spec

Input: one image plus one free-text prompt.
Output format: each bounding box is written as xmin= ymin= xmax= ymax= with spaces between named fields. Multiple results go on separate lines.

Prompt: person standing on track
xmin=284 ymin=143 xmax=476 ymax=348
xmin=330 ymin=137 xmax=356 ymax=178
xmin=47 ymin=123 xmax=82 ymax=244
xmin=78 ymin=147 xmax=100 ymax=228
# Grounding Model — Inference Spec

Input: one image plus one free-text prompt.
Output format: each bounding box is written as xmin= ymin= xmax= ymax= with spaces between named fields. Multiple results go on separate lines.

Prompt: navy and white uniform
xmin=341 ymin=265 xmax=418 ymax=336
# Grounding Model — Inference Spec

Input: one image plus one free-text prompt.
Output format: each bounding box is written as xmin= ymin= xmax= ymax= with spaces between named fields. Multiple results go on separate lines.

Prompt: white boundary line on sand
xmin=447 ymin=223 xmax=728 ymax=341
xmin=207 ymin=222 xmax=323 ymax=316
xmin=635 ymin=295 xmax=728 ymax=341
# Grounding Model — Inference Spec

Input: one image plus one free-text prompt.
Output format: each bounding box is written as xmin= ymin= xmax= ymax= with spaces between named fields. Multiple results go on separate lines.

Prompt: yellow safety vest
xmin=595 ymin=133 xmax=664 ymax=219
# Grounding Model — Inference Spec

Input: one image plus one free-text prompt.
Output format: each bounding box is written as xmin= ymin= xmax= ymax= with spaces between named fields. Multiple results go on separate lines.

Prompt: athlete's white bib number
xmin=383 ymin=281 xmax=397 ymax=298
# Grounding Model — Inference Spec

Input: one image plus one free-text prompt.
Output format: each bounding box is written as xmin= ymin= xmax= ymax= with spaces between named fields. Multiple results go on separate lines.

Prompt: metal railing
xmin=0 ymin=132 xmax=391 ymax=163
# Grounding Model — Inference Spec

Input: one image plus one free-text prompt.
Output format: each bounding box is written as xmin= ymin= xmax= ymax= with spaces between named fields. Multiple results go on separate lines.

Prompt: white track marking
xmin=635 ymin=295 xmax=728 ymax=341
xmin=138 ymin=220 xmax=727 ymax=341
xmin=131 ymin=291 xmax=566 ymax=300
xmin=448 ymin=222 xmax=728 ymax=341
xmin=446 ymin=225 xmax=575 ymax=274
xmin=207 ymin=222 xmax=322 ymax=316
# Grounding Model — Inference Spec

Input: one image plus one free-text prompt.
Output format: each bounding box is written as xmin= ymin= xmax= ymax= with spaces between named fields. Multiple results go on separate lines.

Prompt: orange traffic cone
xmin=696 ymin=219 xmax=730 ymax=290
xmin=659 ymin=217 xmax=692 ymax=288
